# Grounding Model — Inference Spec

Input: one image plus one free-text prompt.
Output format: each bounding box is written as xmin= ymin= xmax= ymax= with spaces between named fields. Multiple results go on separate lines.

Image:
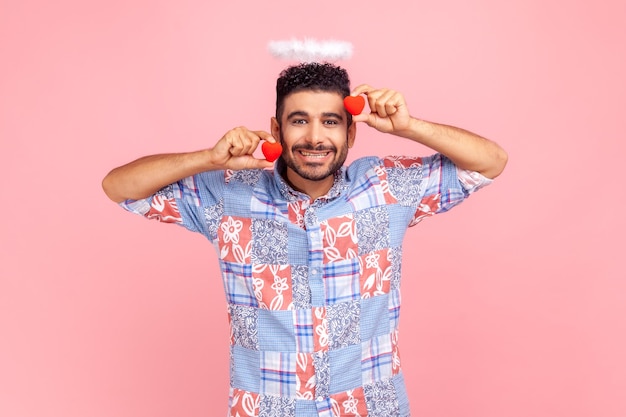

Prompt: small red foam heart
xmin=261 ymin=141 xmax=282 ymax=162
xmin=344 ymin=95 xmax=365 ymax=115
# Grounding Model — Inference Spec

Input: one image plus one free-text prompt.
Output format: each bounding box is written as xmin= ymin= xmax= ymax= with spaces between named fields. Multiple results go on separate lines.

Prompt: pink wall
xmin=1 ymin=1 xmax=625 ymax=416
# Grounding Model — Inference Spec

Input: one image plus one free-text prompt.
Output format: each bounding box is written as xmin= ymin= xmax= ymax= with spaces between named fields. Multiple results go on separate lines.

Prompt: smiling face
xmin=271 ymin=90 xmax=356 ymax=199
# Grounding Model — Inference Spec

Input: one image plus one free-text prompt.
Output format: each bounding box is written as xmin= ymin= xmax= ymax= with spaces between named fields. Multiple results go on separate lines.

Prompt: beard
xmin=278 ymin=129 xmax=349 ymax=182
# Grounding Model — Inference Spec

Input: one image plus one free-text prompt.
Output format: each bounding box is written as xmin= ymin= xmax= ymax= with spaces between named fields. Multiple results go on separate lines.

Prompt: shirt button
xmin=317 ymin=396 xmax=324 ymax=402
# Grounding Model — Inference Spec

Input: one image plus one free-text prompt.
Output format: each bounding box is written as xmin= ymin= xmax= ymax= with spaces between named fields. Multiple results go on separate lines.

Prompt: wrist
xmin=397 ymin=117 xmax=428 ymax=141
xmin=202 ymin=148 xmax=227 ymax=171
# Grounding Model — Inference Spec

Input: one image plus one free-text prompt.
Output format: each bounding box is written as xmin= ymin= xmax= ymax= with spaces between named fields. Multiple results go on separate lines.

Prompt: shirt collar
xmin=273 ymin=158 xmax=348 ymax=203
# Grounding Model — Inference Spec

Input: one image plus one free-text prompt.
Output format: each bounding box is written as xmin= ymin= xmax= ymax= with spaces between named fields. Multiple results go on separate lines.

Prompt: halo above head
xmin=268 ymin=38 xmax=353 ymax=62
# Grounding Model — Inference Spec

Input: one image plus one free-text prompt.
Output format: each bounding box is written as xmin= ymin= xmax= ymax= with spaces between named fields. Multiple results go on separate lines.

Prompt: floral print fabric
xmin=121 ymin=154 xmax=491 ymax=416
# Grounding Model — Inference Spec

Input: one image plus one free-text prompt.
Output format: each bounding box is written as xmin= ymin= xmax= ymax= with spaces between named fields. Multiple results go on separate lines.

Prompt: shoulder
xmin=346 ymin=155 xmax=435 ymax=177
xmin=345 ymin=156 xmax=383 ymax=176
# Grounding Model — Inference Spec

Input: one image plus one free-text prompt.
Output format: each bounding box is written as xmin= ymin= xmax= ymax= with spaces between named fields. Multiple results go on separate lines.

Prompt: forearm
xmin=103 ymin=128 xmax=276 ymax=203
xmin=102 ymin=150 xmax=214 ymax=203
xmin=399 ymin=118 xmax=508 ymax=179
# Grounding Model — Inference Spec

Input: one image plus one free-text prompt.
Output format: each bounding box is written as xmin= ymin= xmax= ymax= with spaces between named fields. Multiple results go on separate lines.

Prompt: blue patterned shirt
xmin=121 ymin=154 xmax=491 ymax=417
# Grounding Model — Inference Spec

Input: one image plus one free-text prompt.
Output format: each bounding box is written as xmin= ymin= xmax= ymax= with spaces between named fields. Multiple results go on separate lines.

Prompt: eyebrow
xmin=286 ymin=111 xmax=344 ymax=121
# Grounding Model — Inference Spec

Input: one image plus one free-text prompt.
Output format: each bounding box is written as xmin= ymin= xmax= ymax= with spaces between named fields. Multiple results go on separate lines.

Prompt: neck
xmin=284 ymin=170 xmax=335 ymax=200
xmin=282 ymin=168 xmax=335 ymax=201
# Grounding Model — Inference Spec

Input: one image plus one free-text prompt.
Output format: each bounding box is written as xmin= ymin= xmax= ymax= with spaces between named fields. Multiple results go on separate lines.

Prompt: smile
xmin=299 ymin=151 xmax=330 ymax=158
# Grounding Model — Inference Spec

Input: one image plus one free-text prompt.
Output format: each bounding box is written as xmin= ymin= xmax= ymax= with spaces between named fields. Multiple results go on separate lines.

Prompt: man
xmin=102 ymin=62 xmax=507 ymax=417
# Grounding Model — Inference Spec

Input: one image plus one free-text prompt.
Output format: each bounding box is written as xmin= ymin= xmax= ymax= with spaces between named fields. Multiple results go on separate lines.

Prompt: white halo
xmin=268 ymin=38 xmax=353 ymax=62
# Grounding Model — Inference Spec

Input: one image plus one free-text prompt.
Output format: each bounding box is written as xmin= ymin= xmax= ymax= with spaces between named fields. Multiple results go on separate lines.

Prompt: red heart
xmin=261 ymin=141 xmax=283 ymax=162
xmin=344 ymin=95 xmax=365 ymax=115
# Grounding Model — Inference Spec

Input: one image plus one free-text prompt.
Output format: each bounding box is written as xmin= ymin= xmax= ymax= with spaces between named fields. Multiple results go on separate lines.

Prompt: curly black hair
xmin=275 ymin=62 xmax=352 ymax=123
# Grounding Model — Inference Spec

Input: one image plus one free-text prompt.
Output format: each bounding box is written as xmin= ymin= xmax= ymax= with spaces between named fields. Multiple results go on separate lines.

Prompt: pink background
xmin=1 ymin=1 xmax=625 ymax=416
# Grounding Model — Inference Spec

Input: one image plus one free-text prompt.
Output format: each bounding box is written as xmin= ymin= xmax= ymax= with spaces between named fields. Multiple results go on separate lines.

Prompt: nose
xmin=305 ymin=120 xmax=323 ymax=145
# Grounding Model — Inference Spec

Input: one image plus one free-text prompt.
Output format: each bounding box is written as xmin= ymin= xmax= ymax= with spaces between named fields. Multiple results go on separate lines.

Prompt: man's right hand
xmin=209 ymin=127 xmax=277 ymax=171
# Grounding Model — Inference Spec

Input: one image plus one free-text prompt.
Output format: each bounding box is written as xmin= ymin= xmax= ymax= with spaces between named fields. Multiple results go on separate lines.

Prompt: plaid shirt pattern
xmin=121 ymin=154 xmax=491 ymax=416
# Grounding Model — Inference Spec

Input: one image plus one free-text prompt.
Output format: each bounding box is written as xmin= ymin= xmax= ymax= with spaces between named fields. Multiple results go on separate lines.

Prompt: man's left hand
xmin=350 ymin=84 xmax=412 ymax=136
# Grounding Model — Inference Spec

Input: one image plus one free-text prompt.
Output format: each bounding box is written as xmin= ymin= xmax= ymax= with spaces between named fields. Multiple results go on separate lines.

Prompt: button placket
xmin=304 ymin=206 xmax=325 ymax=306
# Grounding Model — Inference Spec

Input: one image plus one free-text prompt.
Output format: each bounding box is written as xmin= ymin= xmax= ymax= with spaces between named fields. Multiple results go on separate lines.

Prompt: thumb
xmin=351 ymin=113 xmax=369 ymax=124
xmin=237 ymin=155 xmax=275 ymax=170
xmin=352 ymin=112 xmax=377 ymax=128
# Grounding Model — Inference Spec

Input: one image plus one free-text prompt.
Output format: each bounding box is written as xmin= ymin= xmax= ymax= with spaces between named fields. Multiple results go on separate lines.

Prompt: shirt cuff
xmin=456 ymin=167 xmax=493 ymax=194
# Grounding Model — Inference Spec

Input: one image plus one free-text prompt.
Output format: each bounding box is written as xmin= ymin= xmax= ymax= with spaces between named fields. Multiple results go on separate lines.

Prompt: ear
xmin=347 ymin=120 xmax=357 ymax=148
xmin=271 ymin=117 xmax=280 ymax=140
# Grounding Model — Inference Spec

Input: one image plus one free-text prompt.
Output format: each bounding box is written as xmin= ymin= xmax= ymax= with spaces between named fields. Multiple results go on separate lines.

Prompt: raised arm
xmin=102 ymin=128 xmax=276 ymax=203
xmin=350 ymin=84 xmax=508 ymax=179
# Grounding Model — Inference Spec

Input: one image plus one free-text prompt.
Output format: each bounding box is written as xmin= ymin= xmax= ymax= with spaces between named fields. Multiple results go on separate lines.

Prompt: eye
xmin=291 ymin=119 xmax=307 ymax=125
xmin=324 ymin=119 xmax=339 ymax=125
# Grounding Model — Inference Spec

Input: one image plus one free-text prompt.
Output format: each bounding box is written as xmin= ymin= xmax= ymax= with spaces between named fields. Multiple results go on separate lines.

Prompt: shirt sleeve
xmin=381 ymin=154 xmax=492 ymax=227
xmin=119 ymin=170 xmax=227 ymax=240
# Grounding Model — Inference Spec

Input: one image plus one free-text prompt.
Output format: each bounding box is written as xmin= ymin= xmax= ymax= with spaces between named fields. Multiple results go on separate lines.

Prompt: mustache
xmin=291 ymin=144 xmax=336 ymax=152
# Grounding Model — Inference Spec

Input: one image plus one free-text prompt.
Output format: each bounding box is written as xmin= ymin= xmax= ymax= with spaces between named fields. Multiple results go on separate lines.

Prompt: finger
xmin=375 ymin=94 xmax=390 ymax=118
xmin=252 ymin=130 xmax=277 ymax=143
xmin=226 ymin=133 xmax=244 ymax=156
xmin=375 ymin=90 xmax=403 ymax=119
xmin=241 ymin=130 xmax=266 ymax=155
xmin=239 ymin=128 xmax=271 ymax=155
xmin=228 ymin=128 xmax=257 ymax=156
xmin=351 ymin=84 xmax=375 ymax=96
xmin=365 ymin=88 xmax=386 ymax=116
xmin=385 ymin=101 xmax=397 ymax=116
xmin=381 ymin=90 xmax=400 ymax=116
xmin=238 ymin=134 xmax=256 ymax=156
xmin=229 ymin=141 xmax=248 ymax=157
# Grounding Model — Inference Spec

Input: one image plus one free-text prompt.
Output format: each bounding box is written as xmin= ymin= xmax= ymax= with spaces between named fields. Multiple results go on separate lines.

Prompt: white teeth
xmin=301 ymin=152 xmax=328 ymax=158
